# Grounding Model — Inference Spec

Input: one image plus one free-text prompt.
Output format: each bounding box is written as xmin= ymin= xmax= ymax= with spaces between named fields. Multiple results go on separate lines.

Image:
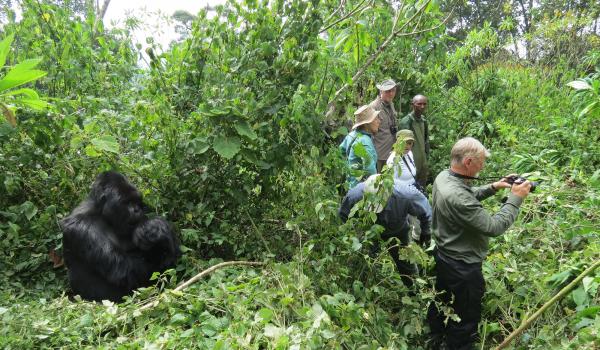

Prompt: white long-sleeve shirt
xmin=386 ymin=150 xmax=417 ymax=185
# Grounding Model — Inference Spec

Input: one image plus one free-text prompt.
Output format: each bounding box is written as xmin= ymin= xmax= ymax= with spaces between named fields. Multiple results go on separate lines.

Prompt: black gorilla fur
xmin=60 ymin=171 xmax=180 ymax=302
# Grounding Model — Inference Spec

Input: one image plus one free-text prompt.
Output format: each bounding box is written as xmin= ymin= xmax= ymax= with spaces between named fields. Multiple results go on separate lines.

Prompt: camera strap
xmin=401 ymin=154 xmax=417 ymax=179
xmin=447 ymin=169 xmax=480 ymax=180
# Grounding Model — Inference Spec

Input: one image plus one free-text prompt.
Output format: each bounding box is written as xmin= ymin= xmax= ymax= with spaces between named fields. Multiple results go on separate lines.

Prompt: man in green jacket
xmin=399 ymin=95 xmax=429 ymax=186
xmin=426 ymin=137 xmax=532 ymax=350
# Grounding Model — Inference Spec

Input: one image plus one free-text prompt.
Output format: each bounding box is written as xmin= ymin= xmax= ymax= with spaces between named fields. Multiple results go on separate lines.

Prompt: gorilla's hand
xmin=133 ymin=218 xmax=174 ymax=252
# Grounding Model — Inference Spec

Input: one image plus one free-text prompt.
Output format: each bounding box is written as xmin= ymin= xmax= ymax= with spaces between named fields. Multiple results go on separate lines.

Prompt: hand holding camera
xmin=503 ymin=175 xmax=537 ymax=198
xmin=492 ymin=174 xmax=537 ymax=198
xmin=492 ymin=173 xmax=518 ymax=190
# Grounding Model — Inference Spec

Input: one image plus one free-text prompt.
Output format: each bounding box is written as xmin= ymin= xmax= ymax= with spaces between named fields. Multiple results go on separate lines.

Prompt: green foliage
xmin=0 ymin=0 xmax=598 ymax=349
xmin=0 ymin=34 xmax=49 ymax=127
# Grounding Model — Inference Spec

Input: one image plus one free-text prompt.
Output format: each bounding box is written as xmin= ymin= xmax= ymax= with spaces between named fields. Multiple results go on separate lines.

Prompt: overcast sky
xmin=104 ymin=0 xmax=224 ymax=53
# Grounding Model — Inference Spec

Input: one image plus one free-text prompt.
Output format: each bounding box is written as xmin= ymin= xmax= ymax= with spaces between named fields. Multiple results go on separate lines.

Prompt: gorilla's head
xmin=90 ymin=171 xmax=146 ymax=233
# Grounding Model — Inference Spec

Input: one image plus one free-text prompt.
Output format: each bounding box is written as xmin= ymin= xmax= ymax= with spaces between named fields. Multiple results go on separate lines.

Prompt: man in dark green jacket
xmin=426 ymin=137 xmax=532 ymax=350
xmin=399 ymin=95 xmax=429 ymax=186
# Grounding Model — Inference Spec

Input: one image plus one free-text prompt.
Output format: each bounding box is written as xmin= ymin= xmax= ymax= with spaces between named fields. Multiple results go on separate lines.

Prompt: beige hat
xmin=352 ymin=105 xmax=380 ymax=130
xmin=396 ymin=129 xmax=415 ymax=142
xmin=376 ymin=79 xmax=397 ymax=91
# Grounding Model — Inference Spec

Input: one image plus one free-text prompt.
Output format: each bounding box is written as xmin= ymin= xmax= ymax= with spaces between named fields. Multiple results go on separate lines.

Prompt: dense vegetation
xmin=1 ymin=0 xmax=599 ymax=348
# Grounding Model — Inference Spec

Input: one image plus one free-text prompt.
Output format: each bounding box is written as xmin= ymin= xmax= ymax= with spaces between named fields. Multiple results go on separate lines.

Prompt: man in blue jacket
xmin=339 ymin=175 xmax=432 ymax=286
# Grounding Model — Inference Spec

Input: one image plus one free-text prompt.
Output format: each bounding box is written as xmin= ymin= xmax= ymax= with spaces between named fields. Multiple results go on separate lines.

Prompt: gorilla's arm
xmin=133 ymin=217 xmax=180 ymax=271
xmin=61 ymin=209 xmax=152 ymax=290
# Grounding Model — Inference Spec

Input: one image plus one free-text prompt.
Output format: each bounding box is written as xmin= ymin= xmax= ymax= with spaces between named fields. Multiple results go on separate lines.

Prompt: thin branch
xmin=97 ymin=0 xmax=111 ymax=20
xmin=390 ymin=1 xmax=404 ymax=33
xmin=326 ymin=0 xmax=443 ymax=118
xmin=246 ymin=210 xmax=272 ymax=255
xmin=394 ymin=16 xmax=448 ymax=38
xmin=495 ymin=260 xmax=600 ymax=350
xmin=174 ymin=261 xmax=265 ymax=292
xmin=322 ymin=0 xmax=346 ymax=26
xmin=319 ymin=0 xmax=370 ymax=34
xmin=137 ymin=261 xmax=265 ymax=312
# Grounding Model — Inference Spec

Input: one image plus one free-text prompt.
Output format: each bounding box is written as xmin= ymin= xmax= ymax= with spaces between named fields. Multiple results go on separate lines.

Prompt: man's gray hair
xmin=450 ymin=137 xmax=491 ymax=165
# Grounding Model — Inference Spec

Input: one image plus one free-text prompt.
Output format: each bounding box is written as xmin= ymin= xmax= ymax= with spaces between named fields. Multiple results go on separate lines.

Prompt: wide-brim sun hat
xmin=376 ymin=79 xmax=397 ymax=91
xmin=352 ymin=105 xmax=381 ymax=130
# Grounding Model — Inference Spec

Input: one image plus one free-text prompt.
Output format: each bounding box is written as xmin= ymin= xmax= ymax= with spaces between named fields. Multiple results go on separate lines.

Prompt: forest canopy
xmin=0 ymin=0 xmax=599 ymax=349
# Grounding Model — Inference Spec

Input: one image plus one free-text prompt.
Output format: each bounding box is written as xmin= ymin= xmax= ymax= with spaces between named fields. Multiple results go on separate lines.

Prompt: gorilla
xmin=60 ymin=171 xmax=180 ymax=302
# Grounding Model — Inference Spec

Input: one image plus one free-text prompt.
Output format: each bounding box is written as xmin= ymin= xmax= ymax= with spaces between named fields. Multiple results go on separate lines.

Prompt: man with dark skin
xmin=399 ymin=95 xmax=430 ymax=187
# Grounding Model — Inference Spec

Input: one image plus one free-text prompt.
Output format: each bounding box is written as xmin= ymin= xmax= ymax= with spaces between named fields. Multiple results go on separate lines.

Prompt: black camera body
xmin=505 ymin=175 xmax=538 ymax=192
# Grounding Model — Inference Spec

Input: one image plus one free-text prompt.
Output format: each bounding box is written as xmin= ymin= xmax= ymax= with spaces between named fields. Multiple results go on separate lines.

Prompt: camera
xmin=390 ymin=125 xmax=397 ymax=136
xmin=505 ymin=175 xmax=538 ymax=193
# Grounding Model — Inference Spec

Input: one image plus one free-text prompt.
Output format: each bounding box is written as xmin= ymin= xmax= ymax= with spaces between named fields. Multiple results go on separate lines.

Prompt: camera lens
xmin=530 ymin=181 xmax=538 ymax=192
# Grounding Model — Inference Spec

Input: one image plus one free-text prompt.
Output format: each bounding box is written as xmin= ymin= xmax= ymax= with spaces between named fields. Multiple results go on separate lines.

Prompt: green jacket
xmin=431 ymin=170 xmax=523 ymax=264
xmin=399 ymin=111 xmax=430 ymax=155
xmin=399 ymin=112 xmax=429 ymax=184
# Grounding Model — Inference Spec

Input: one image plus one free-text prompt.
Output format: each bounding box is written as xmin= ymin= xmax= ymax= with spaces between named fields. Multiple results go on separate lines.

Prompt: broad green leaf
xmin=78 ymin=314 xmax=93 ymax=327
xmin=576 ymin=306 xmax=600 ymax=318
xmin=582 ymin=276 xmax=597 ymax=293
xmin=255 ymin=308 xmax=273 ymax=324
xmin=567 ymin=80 xmax=592 ymax=90
xmin=315 ymin=202 xmax=323 ymax=214
xmin=0 ymin=66 xmax=47 ymax=92
xmin=334 ymin=29 xmax=351 ymax=51
xmin=61 ymin=44 xmax=71 ymax=64
xmin=12 ymin=98 xmax=49 ymax=111
xmin=546 ymin=268 xmax=575 ymax=287
xmin=369 ymin=211 xmax=377 ymax=223
xmin=212 ymin=136 xmax=241 ymax=159
xmin=426 ymin=0 xmax=441 ymax=13
xmin=170 ymin=313 xmax=188 ymax=325
xmin=1 ymin=88 xmax=39 ymax=99
xmin=572 ymin=287 xmax=588 ymax=306
xmin=5 ymin=58 xmax=42 ymax=72
xmin=85 ymin=145 xmax=100 ymax=157
xmin=91 ymin=135 xmax=120 ymax=154
xmin=180 ymin=328 xmax=194 ymax=338
xmin=353 ymin=142 xmax=367 ymax=158
xmin=188 ymin=138 xmax=210 ymax=155
xmin=21 ymin=201 xmax=38 ymax=220
xmin=0 ymin=34 xmax=14 ymax=69
xmin=310 ymin=302 xmax=329 ymax=328
xmin=234 ymin=121 xmax=257 ymax=140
